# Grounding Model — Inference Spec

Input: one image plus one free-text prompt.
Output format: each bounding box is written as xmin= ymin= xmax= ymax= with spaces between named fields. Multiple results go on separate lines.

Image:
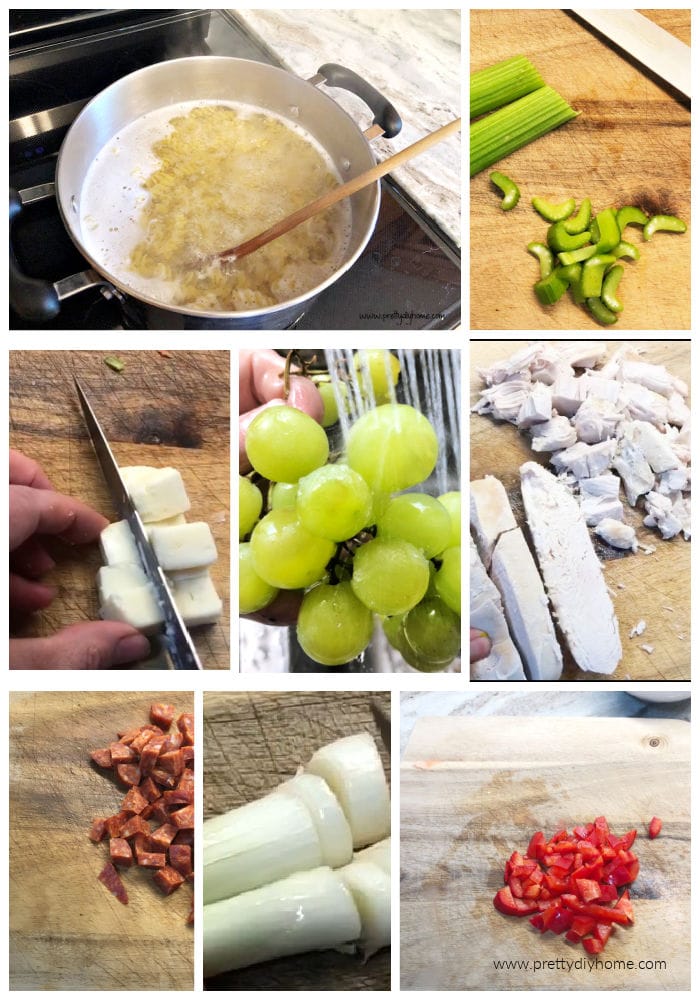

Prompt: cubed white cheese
xmin=169 ymin=571 xmax=222 ymax=626
xmin=97 ymin=563 xmax=149 ymax=604
xmin=100 ymin=583 xmax=164 ymax=635
xmin=149 ymin=522 xmax=217 ymax=571
xmin=123 ymin=467 xmax=191 ymax=522
xmin=100 ymin=520 xmax=141 ymax=566
xmin=144 ymin=513 xmax=187 ymax=542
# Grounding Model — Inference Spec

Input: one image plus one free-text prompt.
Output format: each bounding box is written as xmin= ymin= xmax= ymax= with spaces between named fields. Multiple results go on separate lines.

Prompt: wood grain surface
xmin=9 ymin=350 xmax=230 ymax=669
xmin=470 ymin=339 xmax=690 ymax=681
xmin=470 ymin=9 xmax=690 ymax=330
xmin=400 ymin=715 xmax=690 ymax=991
xmin=9 ymin=691 xmax=194 ymax=991
xmin=203 ymin=691 xmax=391 ymax=991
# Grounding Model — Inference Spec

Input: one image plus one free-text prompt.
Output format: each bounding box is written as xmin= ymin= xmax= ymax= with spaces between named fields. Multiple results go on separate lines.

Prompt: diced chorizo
xmin=159 ymin=749 xmax=185 ymax=776
xmin=182 ymin=746 xmax=194 ymax=768
xmin=143 ymin=800 xmax=170 ymax=825
xmin=171 ymin=804 xmax=194 ymax=829
xmin=115 ymin=763 xmax=141 ymax=787
xmin=137 ymin=851 xmax=167 ymax=869
xmin=153 ymin=865 xmax=185 ymax=896
xmin=105 ymin=811 xmax=130 ymax=839
xmin=172 ymin=828 xmax=194 ymax=846
xmin=163 ymin=788 xmax=193 ymax=807
xmin=169 ymin=844 xmax=192 ymax=879
xmin=109 ymin=742 xmax=136 ymax=764
xmin=98 ymin=862 xmax=128 ymax=904
xmin=176 ymin=712 xmax=195 ymax=746
xmin=120 ymin=815 xmax=151 ymax=839
xmin=150 ymin=703 xmax=176 ymax=731
xmin=117 ymin=726 xmax=143 ymax=745
xmin=150 ymin=823 xmax=178 ymax=850
xmin=90 ymin=748 xmax=112 ymax=768
xmin=178 ymin=771 xmax=194 ymax=792
xmin=138 ymin=776 xmax=161 ymax=803
xmin=150 ymin=768 xmax=178 ymax=789
xmin=130 ymin=728 xmax=159 ymax=754
xmin=121 ymin=786 xmax=149 ymax=815
xmin=139 ymin=742 xmax=161 ymax=777
xmin=88 ymin=818 xmax=107 ymax=843
xmin=160 ymin=731 xmax=184 ymax=754
xmin=110 ymin=837 xmax=133 ymax=867
xmin=133 ymin=833 xmax=150 ymax=859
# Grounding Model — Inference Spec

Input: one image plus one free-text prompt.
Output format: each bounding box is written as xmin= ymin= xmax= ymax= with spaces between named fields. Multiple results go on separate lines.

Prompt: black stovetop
xmin=9 ymin=8 xmax=461 ymax=330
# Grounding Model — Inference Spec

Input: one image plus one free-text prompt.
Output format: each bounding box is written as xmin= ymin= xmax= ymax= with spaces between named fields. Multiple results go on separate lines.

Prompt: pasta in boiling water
xmin=127 ymin=105 xmax=350 ymax=312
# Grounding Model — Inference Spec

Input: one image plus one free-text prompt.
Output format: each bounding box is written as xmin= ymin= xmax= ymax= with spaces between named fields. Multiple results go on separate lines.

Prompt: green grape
xmin=403 ymin=596 xmax=461 ymax=664
xmin=435 ymin=545 xmax=461 ymax=615
xmin=250 ymin=509 xmax=336 ymax=589
xmin=376 ymin=492 xmax=451 ymax=558
xmin=346 ymin=403 xmax=438 ymax=493
xmin=246 ymin=406 xmax=329 ymax=483
xmin=269 ymin=481 xmax=298 ymax=510
xmin=239 ymin=476 xmax=263 ymax=540
xmin=297 ymin=581 xmax=373 ymax=665
xmin=438 ymin=491 xmax=461 ymax=548
xmin=351 ymin=537 xmax=429 ymax=616
xmin=239 ymin=543 xmax=279 ymax=613
xmin=354 ymin=349 xmax=401 ymax=401
xmin=317 ymin=381 xmax=348 ymax=427
xmin=382 ymin=612 xmax=453 ymax=672
xmin=297 ymin=464 xmax=372 ymax=541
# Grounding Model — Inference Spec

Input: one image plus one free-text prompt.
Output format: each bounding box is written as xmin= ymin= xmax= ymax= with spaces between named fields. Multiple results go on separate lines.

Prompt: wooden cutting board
xmin=470 ymin=340 xmax=690 ymax=681
xmin=203 ymin=691 xmax=391 ymax=991
xmin=9 ymin=691 xmax=194 ymax=991
xmin=9 ymin=350 xmax=229 ymax=668
xmin=470 ymin=9 xmax=690 ymax=330
xmin=401 ymin=716 xmax=690 ymax=991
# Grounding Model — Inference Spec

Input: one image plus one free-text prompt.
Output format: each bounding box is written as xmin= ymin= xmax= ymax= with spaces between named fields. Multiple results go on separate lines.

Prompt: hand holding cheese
xmin=97 ymin=465 xmax=222 ymax=634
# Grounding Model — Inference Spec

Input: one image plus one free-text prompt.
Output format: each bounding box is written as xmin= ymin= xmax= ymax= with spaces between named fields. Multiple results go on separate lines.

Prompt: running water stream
xmin=324 ymin=348 xmax=461 ymax=494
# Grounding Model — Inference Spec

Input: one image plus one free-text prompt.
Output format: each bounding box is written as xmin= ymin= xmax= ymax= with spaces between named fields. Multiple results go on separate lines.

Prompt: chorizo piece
xmin=150 ymin=703 xmax=176 ymax=731
xmin=153 ymin=865 xmax=185 ymax=896
xmin=110 ymin=837 xmax=134 ymax=867
xmin=98 ymin=862 xmax=128 ymax=905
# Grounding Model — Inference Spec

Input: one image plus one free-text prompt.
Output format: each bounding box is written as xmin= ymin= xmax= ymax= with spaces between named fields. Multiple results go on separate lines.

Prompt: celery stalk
xmin=470 ymin=85 xmax=579 ymax=177
xmin=470 ymin=55 xmax=545 ymax=119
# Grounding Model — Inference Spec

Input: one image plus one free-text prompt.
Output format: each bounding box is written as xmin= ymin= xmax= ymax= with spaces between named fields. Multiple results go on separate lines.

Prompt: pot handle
xmin=10 ymin=187 xmax=105 ymax=323
xmin=316 ymin=63 xmax=402 ymax=138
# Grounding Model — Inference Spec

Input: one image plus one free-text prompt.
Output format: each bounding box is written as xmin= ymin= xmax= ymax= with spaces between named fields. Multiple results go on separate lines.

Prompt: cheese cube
xmin=149 ymin=522 xmax=217 ymax=571
xmin=122 ymin=467 xmax=191 ymax=522
xmin=100 ymin=586 xmax=164 ymax=635
xmin=97 ymin=563 xmax=149 ymax=604
xmin=145 ymin=513 xmax=187 ymax=542
xmin=100 ymin=520 xmax=141 ymax=566
xmin=169 ymin=571 xmax=222 ymax=626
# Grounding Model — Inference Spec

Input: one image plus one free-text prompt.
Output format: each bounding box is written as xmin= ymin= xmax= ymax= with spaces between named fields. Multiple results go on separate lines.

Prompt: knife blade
xmin=571 ymin=9 xmax=691 ymax=99
xmin=75 ymin=378 xmax=202 ymax=670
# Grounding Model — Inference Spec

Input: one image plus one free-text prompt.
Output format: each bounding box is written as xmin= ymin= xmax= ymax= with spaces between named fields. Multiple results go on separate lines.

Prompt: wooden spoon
xmin=216 ymin=117 xmax=461 ymax=262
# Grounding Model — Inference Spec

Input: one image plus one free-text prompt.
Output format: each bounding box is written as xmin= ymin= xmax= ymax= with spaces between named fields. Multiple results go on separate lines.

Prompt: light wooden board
xmin=203 ymin=691 xmax=391 ymax=991
xmin=470 ymin=9 xmax=690 ymax=330
xmin=401 ymin=715 xmax=690 ymax=990
xmin=9 ymin=349 xmax=230 ymax=668
xmin=470 ymin=339 xmax=690 ymax=680
xmin=9 ymin=691 xmax=194 ymax=991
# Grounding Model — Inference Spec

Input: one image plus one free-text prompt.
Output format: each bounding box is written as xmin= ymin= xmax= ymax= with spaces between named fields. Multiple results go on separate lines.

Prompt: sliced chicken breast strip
xmin=470 ymin=538 xmax=526 ymax=681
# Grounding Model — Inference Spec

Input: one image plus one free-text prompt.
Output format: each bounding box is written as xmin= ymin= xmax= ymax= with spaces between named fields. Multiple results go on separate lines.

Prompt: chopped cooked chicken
xmin=551 ymin=373 xmax=587 ymax=416
xmin=550 ymin=439 xmax=616 ymax=479
xmin=594 ymin=518 xmax=638 ymax=552
xmin=476 ymin=343 xmax=548 ymax=385
xmin=572 ymin=397 xmax=622 ymax=444
xmin=520 ymin=462 xmax=622 ymax=674
xmin=470 ymin=539 xmax=526 ymax=680
xmin=530 ymin=415 xmax=577 ymax=453
xmin=656 ymin=468 xmax=689 ymax=495
xmin=581 ymin=372 xmax=621 ymax=403
xmin=516 ymin=382 xmax=552 ymax=429
xmin=612 ymin=432 xmax=655 ymax=506
xmin=490 ymin=528 xmax=563 ymax=681
xmin=629 ymin=420 xmax=681 ymax=474
xmin=667 ymin=391 xmax=691 ymax=427
xmin=618 ymin=359 xmax=688 ymax=399
xmin=471 ymin=374 xmax=532 ymax=423
xmin=556 ymin=341 xmax=608 ymax=369
xmin=580 ymin=494 xmax=624 ymax=526
xmin=618 ymin=381 xmax=668 ymax=428
xmin=643 ymin=491 xmax=690 ymax=540
xmin=579 ymin=474 xmax=621 ymax=499
xmin=470 ymin=476 xmax=517 ymax=568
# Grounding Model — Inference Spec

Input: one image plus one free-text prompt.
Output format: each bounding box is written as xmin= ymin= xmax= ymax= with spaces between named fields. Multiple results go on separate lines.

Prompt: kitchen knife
xmin=571 ymin=9 xmax=690 ymax=99
xmin=75 ymin=378 xmax=202 ymax=670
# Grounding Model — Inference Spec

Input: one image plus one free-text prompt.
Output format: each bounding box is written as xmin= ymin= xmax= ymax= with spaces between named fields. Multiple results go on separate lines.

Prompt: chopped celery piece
xmin=470 ymin=86 xmax=578 ymax=177
xmin=470 ymin=55 xmax=544 ymax=119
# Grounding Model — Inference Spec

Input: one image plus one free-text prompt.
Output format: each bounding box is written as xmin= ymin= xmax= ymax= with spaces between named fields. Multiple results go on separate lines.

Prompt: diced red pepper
xmin=527 ymin=831 xmax=546 ymax=860
xmin=583 ymin=937 xmax=604 ymax=955
xmin=648 ymin=816 xmax=662 ymax=840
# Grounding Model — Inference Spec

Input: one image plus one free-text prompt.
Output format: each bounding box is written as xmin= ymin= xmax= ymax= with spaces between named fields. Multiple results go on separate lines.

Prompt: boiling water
xmin=325 ymin=348 xmax=461 ymax=494
xmin=79 ymin=100 xmax=352 ymax=312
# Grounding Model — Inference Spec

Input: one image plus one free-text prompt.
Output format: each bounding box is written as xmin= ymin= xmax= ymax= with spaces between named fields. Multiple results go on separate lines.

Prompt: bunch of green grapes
xmin=239 ymin=349 xmax=461 ymax=671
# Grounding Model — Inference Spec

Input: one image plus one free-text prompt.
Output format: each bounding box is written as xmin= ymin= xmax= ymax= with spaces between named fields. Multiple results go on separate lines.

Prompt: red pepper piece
xmin=576 ymin=878 xmax=602 ymax=903
xmin=648 ymin=816 xmax=662 ymax=839
xmin=526 ymin=831 xmax=546 ymax=860
xmin=615 ymin=889 xmax=635 ymax=923
xmin=594 ymin=922 xmax=613 ymax=945
xmin=583 ymin=937 xmax=604 ymax=955
xmin=494 ymin=886 xmax=539 ymax=916
xmin=530 ymin=913 xmax=545 ymax=932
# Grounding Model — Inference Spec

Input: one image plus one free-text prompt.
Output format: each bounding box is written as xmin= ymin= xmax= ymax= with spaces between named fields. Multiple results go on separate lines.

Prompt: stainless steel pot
xmin=10 ymin=57 xmax=401 ymax=329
